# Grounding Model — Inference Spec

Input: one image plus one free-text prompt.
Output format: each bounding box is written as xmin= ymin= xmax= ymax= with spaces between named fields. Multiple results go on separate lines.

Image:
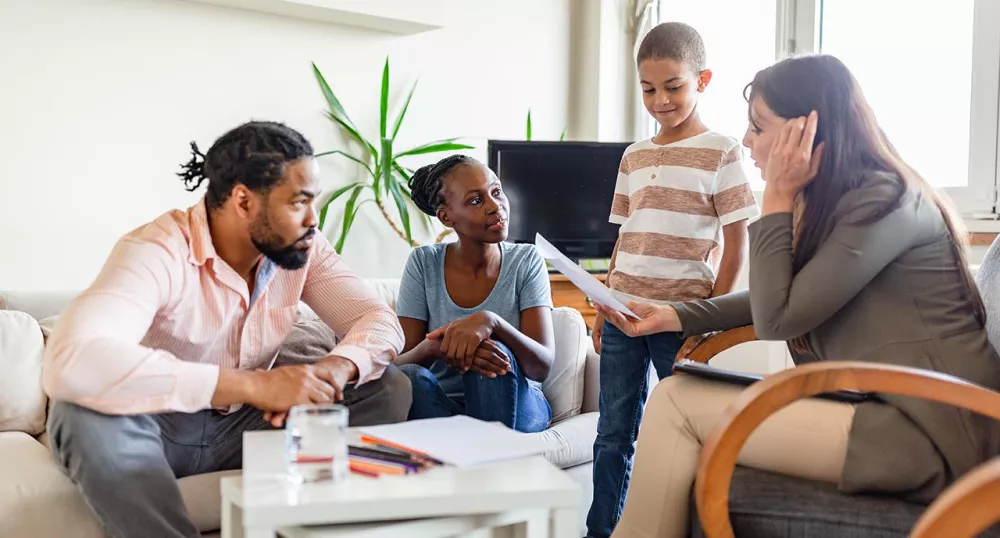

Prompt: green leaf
xmin=379 ymin=137 xmax=393 ymax=198
xmin=325 ymin=111 xmax=378 ymax=161
xmin=313 ymin=62 xmax=355 ymax=127
xmin=559 ymin=128 xmax=567 ymax=142
xmin=379 ymin=57 xmax=390 ymax=140
xmin=526 ymin=109 xmax=532 ymax=141
xmin=334 ymin=185 xmax=366 ymax=253
xmin=392 ymin=79 xmax=418 ymax=141
xmin=318 ymin=181 xmax=367 ymax=231
xmin=314 ymin=150 xmax=374 ymax=177
xmin=392 ymin=161 xmax=411 ymax=184
xmin=388 ymin=178 xmax=413 ymax=242
xmin=396 ymin=139 xmax=475 ymax=158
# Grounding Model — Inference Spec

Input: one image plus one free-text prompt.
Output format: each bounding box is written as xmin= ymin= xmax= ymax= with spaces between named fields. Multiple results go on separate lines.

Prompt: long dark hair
xmin=745 ymin=54 xmax=985 ymax=352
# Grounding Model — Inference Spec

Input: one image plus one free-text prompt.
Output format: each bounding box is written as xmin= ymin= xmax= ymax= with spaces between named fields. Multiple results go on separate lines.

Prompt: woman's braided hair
xmin=177 ymin=121 xmax=313 ymax=211
xmin=408 ymin=154 xmax=478 ymax=216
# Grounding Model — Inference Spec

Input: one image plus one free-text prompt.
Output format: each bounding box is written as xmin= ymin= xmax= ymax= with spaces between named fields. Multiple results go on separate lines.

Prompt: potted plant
xmin=313 ymin=58 xmax=473 ymax=252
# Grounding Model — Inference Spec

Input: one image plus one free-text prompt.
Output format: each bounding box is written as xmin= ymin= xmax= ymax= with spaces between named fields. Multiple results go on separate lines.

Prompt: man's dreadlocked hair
xmin=177 ymin=121 xmax=313 ymax=211
xmin=408 ymin=154 xmax=479 ymax=216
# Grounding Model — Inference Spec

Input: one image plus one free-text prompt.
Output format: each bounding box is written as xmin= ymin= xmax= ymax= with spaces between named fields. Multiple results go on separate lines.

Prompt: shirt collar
xmin=187 ymin=197 xmax=218 ymax=267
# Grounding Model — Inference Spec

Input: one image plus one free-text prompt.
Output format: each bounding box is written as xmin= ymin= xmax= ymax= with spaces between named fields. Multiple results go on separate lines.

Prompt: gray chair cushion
xmin=689 ymin=466 xmax=1000 ymax=538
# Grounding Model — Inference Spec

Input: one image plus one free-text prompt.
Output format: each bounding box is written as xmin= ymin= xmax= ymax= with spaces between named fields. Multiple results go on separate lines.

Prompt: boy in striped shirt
xmin=586 ymin=22 xmax=759 ymax=538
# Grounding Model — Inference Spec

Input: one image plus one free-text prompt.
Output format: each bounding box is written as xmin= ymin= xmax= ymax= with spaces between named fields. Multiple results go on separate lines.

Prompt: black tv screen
xmin=487 ymin=140 xmax=630 ymax=260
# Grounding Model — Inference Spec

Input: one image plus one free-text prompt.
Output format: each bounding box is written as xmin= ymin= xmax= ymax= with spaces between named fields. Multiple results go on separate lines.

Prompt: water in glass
xmin=284 ymin=403 xmax=349 ymax=484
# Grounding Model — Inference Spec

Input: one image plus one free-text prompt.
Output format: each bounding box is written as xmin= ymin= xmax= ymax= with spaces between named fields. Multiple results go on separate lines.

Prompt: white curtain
xmin=629 ymin=0 xmax=660 ymax=140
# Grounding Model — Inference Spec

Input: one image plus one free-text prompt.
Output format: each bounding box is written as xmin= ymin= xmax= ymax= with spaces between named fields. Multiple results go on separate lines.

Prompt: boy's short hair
xmin=636 ymin=22 xmax=706 ymax=71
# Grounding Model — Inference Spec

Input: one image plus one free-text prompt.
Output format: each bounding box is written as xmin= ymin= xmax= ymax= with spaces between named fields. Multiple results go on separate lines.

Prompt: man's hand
xmin=242 ymin=364 xmax=339 ymax=425
xmin=427 ymin=312 xmax=497 ymax=371
xmin=259 ymin=356 xmax=358 ymax=428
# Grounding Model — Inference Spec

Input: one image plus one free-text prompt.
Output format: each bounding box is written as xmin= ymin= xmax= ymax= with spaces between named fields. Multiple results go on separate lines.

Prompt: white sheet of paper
xmin=358 ymin=415 xmax=550 ymax=468
xmin=534 ymin=233 xmax=638 ymax=318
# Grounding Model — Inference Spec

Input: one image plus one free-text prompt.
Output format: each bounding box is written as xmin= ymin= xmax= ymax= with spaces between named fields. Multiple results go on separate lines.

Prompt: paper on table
xmin=534 ymin=233 xmax=638 ymax=318
xmin=358 ymin=415 xmax=549 ymax=468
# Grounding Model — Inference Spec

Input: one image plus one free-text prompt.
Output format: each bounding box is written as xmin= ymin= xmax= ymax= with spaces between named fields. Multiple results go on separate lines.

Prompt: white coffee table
xmin=221 ymin=430 xmax=581 ymax=538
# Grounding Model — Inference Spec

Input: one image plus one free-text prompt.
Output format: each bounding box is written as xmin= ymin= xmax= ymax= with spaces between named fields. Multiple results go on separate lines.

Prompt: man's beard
xmin=250 ymin=212 xmax=315 ymax=270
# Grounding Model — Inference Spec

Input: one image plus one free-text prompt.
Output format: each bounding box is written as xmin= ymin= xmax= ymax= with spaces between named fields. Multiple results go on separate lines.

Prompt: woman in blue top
xmin=395 ymin=155 xmax=554 ymax=433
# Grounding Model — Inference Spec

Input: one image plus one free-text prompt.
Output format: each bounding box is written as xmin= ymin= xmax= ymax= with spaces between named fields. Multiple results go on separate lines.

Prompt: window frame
xmin=787 ymin=0 xmax=1000 ymax=217
xmin=652 ymin=0 xmax=1000 ymax=216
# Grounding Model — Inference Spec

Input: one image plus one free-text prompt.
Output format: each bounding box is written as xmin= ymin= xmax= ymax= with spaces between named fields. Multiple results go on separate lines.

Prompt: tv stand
xmin=549 ymin=273 xmax=606 ymax=331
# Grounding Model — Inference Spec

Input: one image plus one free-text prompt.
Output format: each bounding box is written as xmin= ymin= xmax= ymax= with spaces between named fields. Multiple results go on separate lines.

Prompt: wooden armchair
xmin=675 ymin=329 xmax=1000 ymax=538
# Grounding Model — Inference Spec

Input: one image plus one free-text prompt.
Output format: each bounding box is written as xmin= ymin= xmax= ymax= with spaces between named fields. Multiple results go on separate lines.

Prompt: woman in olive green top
xmin=599 ymin=54 xmax=1000 ymax=538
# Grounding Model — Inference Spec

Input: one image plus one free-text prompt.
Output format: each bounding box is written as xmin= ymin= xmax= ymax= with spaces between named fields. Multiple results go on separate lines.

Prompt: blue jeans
xmin=586 ymin=321 xmax=685 ymax=538
xmin=399 ymin=342 xmax=552 ymax=433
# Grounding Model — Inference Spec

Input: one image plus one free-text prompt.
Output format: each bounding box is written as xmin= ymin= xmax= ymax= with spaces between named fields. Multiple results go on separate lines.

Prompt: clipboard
xmin=672 ymin=360 xmax=872 ymax=403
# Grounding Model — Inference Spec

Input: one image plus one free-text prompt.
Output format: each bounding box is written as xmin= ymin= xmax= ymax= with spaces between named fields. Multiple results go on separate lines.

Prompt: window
xmin=816 ymin=0 xmax=999 ymax=214
xmin=657 ymin=0 xmax=778 ymax=190
xmin=651 ymin=0 xmax=1000 ymax=214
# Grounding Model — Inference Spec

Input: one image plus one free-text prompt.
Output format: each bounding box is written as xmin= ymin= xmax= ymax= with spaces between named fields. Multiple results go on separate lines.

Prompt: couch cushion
xmin=0 ymin=431 xmax=103 ymax=538
xmin=0 ymin=311 xmax=47 ymax=435
xmin=535 ymin=411 xmax=597 ymax=469
xmin=689 ymin=466 xmax=1000 ymax=538
xmin=178 ymin=470 xmax=240 ymax=532
xmin=0 ymin=290 xmax=78 ymax=321
xmin=0 ymin=430 xmax=234 ymax=536
xmin=543 ymin=307 xmax=588 ymax=422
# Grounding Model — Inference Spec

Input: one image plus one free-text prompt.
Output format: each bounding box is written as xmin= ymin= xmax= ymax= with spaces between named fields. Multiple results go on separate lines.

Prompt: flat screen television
xmin=487 ymin=140 xmax=630 ymax=260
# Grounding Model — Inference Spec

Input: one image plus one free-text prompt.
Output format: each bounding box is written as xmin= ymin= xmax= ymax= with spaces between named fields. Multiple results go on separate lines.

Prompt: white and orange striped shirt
xmin=608 ymin=132 xmax=759 ymax=304
xmin=43 ymin=199 xmax=403 ymax=415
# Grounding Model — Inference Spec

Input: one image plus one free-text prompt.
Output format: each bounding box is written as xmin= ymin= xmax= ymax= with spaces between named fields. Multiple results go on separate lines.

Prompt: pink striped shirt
xmin=43 ymin=199 xmax=404 ymax=415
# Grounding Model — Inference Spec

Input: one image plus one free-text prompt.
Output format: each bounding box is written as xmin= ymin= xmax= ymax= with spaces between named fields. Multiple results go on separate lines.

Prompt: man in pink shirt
xmin=43 ymin=121 xmax=409 ymax=537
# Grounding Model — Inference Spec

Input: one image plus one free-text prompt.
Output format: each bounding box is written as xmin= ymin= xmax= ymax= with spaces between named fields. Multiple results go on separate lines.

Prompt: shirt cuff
xmin=172 ymin=361 xmax=220 ymax=412
xmin=330 ymin=343 xmax=378 ymax=384
xmin=609 ymin=214 xmax=627 ymax=225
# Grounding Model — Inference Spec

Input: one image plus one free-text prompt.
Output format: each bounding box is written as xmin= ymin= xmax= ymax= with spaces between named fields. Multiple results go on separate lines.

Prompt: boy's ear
xmin=697 ymin=69 xmax=713 ymax=92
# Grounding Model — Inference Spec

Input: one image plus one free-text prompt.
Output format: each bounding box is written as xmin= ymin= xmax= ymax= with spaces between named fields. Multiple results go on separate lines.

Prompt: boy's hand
xmin=591 ymin=312 xmax=605 ymax=353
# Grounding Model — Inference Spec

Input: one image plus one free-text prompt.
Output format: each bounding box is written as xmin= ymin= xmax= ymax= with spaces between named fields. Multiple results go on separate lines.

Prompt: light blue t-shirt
xmin=396 ymin=242 xmax=553 ymax=398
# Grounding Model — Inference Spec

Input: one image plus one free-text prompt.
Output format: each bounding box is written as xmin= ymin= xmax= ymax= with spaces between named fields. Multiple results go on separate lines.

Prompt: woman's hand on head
xmin=426 ymin=311 xmax=498 ymax=370
xmin=596 ymin=302 xmax=681 ymax=337
xmin=764 ymin=110 xmax=825 ymax=203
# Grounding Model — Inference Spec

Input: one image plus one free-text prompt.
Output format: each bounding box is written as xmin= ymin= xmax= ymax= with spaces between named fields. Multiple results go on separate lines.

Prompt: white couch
xmin=0 ymin=279 xmax=603 ymax=537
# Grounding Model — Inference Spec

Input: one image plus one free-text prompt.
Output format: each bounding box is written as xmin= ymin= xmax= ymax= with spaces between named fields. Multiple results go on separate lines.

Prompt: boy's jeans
xmin=399 ymin=342 xmax=552 ymax=434
xmin=586 ymin=320 xmax=685 ymax=538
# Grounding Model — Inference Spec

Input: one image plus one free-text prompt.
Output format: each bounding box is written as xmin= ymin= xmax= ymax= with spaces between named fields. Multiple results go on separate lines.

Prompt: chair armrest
xmin=675 ymin=325 xmax=758 ymax=363
xmin=912 ymin=456 xmax=1000 ymax=538
xmin=695 ymin=361 xmax=1000 ymax=538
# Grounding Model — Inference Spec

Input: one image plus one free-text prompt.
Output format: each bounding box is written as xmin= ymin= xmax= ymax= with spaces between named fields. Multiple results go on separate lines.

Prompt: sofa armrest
xmin=544 ymin=307 xmax=590 ymax=422
xmin=582 ymin=343 xmax=600 ymax=414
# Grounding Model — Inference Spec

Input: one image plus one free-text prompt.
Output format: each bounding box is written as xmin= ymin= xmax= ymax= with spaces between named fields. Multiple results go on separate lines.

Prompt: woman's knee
xmin=398 ymin=363 xmax=439 ymax=394
xmin=645 ymin=375 xmax=701 ymax=422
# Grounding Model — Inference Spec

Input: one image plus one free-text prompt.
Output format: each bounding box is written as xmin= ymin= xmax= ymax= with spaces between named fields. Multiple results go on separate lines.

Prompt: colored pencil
xmin=358 ymin=435 xmax=444 ymax=464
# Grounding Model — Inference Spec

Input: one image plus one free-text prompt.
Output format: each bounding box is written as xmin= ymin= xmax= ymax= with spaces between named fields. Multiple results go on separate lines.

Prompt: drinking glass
xmin=284 ymin=403 xmax=349 ymax=484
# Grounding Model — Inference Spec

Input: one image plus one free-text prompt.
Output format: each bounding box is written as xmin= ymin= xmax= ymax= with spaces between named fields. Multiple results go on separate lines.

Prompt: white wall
xmin=0 ymin=0 xmax=571 ymax=290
